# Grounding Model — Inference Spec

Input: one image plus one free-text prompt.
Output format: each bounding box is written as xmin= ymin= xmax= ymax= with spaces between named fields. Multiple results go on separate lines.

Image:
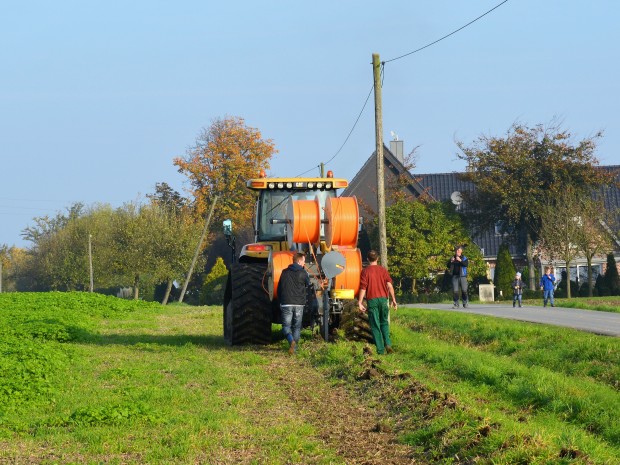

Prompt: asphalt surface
xmin=401 ymin=302 xmax=620 ymax=337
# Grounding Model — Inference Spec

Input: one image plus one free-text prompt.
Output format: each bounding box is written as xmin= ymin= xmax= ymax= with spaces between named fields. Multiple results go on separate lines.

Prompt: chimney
xmin=389 ymin=139 xmax=404 ymax=164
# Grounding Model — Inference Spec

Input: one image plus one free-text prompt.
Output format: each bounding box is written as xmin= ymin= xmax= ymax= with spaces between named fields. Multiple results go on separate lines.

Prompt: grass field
xmin=0 ymin=292 xmax=618 ymax=464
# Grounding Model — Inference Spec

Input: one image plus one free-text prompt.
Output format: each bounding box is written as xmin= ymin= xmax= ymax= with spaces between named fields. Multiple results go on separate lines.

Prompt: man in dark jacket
xmin=277 ymin=252 xmax=309 ymax=354
xmin=448 ymin=246 xmax=469 ymax=308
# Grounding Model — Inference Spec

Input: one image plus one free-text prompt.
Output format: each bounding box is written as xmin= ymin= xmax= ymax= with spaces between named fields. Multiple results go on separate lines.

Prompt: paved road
xmin=401 ymin=303 xmax=620 ymax=337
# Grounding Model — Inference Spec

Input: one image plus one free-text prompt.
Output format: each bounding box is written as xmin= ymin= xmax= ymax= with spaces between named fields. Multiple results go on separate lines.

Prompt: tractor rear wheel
xmin=223 ymin=263 xmax=272 ymax=346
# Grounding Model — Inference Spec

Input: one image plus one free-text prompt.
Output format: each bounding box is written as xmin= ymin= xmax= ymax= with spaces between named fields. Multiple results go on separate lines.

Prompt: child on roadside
xmin=512 ymin=272 xmax=525 ymax=308
xmin=539 ymin=266 xmax=556 ymax=307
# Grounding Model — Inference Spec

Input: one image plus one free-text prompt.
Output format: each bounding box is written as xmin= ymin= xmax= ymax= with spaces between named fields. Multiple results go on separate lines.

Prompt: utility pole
xmin=88 ymin=234 xmax=94 ymax=292
xmin=373 ymin=53 xmax=388 ymax=268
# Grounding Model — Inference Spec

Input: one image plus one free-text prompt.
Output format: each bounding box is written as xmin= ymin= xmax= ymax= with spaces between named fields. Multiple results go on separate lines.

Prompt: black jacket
xmin=448 ymin=255 xmax=468 ymax=277
xmin=278 ymin=263 xmax=309 ymax=306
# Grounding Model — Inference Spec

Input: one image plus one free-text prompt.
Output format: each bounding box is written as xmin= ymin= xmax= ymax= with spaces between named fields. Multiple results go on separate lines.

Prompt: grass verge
xmin=0 ymin=292 xmax=618 ymax=464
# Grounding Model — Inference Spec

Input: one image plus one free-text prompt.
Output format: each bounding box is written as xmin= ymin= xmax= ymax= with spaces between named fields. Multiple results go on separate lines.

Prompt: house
xmin=343 ymin=141 xmax=620 ymax=286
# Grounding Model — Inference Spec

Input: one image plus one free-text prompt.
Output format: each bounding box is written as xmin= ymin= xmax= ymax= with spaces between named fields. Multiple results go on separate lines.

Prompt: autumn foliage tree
xmin=457 ymin=122 xmax=610 ymax=290
xmin=174 ymin=116 xmax=277 ymax=226
xmin=173 ymin=116 xmax=277 ymax=301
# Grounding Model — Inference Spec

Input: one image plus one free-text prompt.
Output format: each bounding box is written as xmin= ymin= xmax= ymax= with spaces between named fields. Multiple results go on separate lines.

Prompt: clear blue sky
xmin=1 ymin=1 xmax=618 ymax=248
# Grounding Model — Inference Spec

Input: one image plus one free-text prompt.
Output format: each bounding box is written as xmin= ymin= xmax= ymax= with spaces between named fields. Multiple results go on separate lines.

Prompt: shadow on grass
xmin=78 ymin=326 xmax=287 ymax=350
xmin=82 ymin=333 xmax=227 ymax=348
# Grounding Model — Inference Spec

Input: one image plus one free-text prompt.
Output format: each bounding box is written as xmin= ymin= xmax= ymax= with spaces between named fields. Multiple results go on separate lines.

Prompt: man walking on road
xmin=358 ymin=250 xmax=398 ymax=355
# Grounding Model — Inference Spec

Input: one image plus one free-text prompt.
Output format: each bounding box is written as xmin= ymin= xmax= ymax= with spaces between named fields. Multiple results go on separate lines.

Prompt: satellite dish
xmin=450 ymin=191 xmax=463 ymax=206
xmin=321 ymin=251 xmax=346 ymax=279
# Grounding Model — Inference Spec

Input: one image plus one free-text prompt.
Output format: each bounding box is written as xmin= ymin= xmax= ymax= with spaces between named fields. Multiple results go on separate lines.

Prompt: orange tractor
xmin=223 ymin=171 xmax=362 ymax=345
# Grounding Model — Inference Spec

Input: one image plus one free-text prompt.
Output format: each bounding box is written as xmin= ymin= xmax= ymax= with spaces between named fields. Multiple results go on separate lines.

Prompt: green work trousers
xmin=367 ymin=297 xmax=392 ymax=354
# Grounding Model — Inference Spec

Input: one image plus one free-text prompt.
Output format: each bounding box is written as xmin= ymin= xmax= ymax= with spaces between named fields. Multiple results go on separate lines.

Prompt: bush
xmin=604 ymin=253 xmax=620 ymax=295
xmin=555 ymin=275 xmax=578 ymax=298
xmin=494 ymin=244 xmax=516 ymax=300
xmin=397 ymin=291 xmax=453 ymax=304
xmin=578 ymin=282 xmax=596 ymax=297
xmin=200 ymin=257 xmax=228 ymax=305
xmin=595 ymin=274 xmax=610 ymax=296
xmin=522 ymin=289 xmax=542 ymax=300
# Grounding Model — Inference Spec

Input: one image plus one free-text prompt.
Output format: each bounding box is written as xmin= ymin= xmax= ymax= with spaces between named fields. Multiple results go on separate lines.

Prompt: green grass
xmin=513 ymin=295 xmax=620 ymax=313
xmin=0 ymin=292 xmax=343 ymax=464
xmin=303 ymin=306 xmax=620 ymax=464
xmin=1 ymin=292 xmax=619 ymax=464
xmin=549 ymin=296 xmax=620 ymax=313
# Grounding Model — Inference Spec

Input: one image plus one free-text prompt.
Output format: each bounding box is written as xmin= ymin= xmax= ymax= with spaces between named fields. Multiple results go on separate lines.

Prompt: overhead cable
xmin=384 ymin=0 xmax=509 ymax=63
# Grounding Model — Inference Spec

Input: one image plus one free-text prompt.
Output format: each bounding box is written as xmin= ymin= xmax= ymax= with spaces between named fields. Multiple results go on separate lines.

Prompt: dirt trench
xmin=255 ymin=345 xmax=419 ymax=465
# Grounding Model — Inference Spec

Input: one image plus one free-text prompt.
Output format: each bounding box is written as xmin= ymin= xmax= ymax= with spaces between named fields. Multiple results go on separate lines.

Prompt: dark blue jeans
xmin=543 ymin=290 xmax=554 ymax=307
xmin=281 ymin=305 xmax=303 ymax=343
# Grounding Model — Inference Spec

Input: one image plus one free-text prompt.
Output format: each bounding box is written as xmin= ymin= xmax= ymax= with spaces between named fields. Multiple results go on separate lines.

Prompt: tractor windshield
xmin=257 ymin=189 xmax=336 ymax=241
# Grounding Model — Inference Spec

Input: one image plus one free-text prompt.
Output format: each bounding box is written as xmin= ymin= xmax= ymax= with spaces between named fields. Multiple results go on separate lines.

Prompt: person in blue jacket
xmin=448 ymin=246 xmax=469 ymax=308
xmin=539 ymin=266 xmax=556 ymax=307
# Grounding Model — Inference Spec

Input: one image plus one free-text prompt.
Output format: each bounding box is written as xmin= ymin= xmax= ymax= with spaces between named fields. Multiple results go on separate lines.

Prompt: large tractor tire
xmin=223 ymin=263 xmax=272 ymax=346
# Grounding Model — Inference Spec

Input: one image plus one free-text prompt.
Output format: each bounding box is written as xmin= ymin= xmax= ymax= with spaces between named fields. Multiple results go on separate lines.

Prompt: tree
xmin=173 ymin=116 xmax=276 ymax=226
xmin=19 ymin=203 xmax=87 ymax=291
xmin=147 ymin=182 xmax=189 ymax=211
xmin=108 ymin=202 xmax=159 ymax=299
xmin=0 ymin=245 xmax=8 ymax=292
xmin=383 ymin=199 xmax=486 ymax=294
xmin=537 ymin=187 xmax=585 ymax=298
xmin=573 ymin=196 xmax=614 ymax=296
xmin=146 ymin=201 xmax=205 ymax=304
xmin=537 ymin=185 xmax=614 ymax=298
xmin=173 ymin=116 xmax=277 ymax=302
xmin=0 ymin=245 xmax=31 ymax=292
xmin=457 ymin=122 xmax=610 ymax=290
xmin=494 ymin=243 xmax=516 ymax=300
xmin=147 ymin=184 xmax=207 ymax=304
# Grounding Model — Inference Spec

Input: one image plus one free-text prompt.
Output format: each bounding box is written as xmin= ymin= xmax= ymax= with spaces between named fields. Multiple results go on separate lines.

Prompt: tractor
xmin=222 ymin=170 xmax=362 ymax=345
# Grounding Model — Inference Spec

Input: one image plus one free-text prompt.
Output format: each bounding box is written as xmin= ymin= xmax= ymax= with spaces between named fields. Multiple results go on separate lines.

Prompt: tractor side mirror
xmin=223 ymin=219 xmax=233 ymax=237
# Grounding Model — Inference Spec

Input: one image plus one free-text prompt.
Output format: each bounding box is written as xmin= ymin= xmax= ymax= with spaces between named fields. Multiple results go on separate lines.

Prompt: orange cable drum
xmin=325 ymin=196 xmax=359 ymax=248
xmin=286 ymin=198 xmax=321 ymax=245
xmin=333 ymin=248 xmax=362 ymax=296
xmin=269 ymin=251 xmax=295 ymax=300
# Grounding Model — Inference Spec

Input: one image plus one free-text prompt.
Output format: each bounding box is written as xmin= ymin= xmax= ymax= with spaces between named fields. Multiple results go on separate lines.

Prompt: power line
xmin=297 ymin=0 xmax=509 ymax=176
xmin=384 ymin=0 xmax=509 ymax=63
xmin=323 ymin=82 xmax=375 ymax=167
xmin=296 ymin=81 xmax=375 ymax=177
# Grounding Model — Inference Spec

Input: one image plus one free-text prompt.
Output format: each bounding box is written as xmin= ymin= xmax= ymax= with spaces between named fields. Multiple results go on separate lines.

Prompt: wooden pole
xmin=88 ymin=234 xmax=94 ymax=292
xmin=373 ymin=53 xmax=388 ymax=268
xmin=179 ymin=196 xmax=218 ymax=303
